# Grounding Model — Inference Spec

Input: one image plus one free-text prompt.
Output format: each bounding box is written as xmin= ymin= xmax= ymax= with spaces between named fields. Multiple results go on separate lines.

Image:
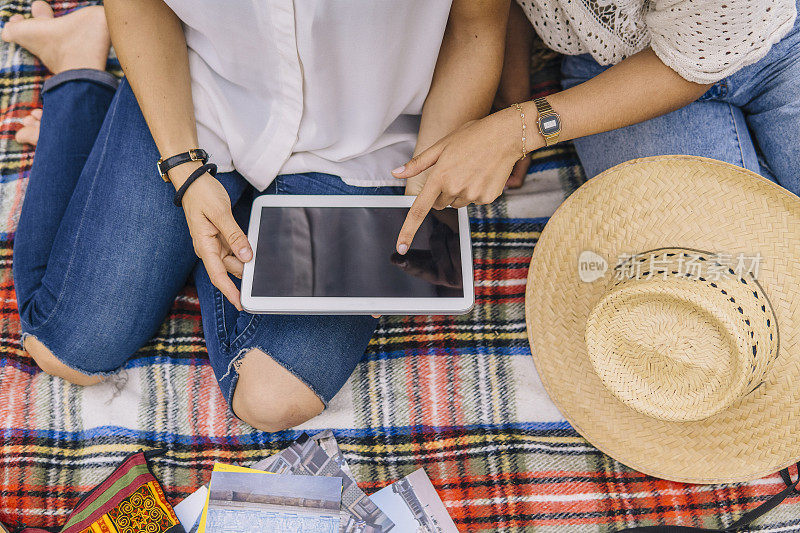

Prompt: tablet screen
xmin=250 ymin=207 xmax=465 ymax=298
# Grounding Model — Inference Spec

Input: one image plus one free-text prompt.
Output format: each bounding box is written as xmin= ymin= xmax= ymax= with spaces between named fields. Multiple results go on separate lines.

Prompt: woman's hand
xmin=176 ymin=167 xmax=252 ymax=310
xmin=393 ymin=107 xmax=537 ymax=254
xmin=106 ymin=0 xmax=254 ymax=309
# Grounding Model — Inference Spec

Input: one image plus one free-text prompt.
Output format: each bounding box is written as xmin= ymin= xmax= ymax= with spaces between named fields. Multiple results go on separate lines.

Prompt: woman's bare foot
xmin=1 ymin=2 xmax=110 ymax=74
xmin=15 ymin=108 xmax=42 ymax=146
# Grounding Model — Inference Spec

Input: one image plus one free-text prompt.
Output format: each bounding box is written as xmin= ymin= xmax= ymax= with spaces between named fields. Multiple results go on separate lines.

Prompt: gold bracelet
xmin=511 ymin=103 xmax=528 ymax=160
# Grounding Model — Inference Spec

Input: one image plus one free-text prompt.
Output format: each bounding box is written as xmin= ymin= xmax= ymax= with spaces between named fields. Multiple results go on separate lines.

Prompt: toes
xmin=15 ymin=124 xmax=40 ymax=146
xmin=31 ymin=1 xmax=54 ymax=19
xmin=15 ymin=111 xmax=42 ymax=146
xmin=3 ymin=2 xmax=54 ymax=45
xmin=22 ymin=114 xmax=38 ymax=127
xmin=2 ymin=16 xmax=23 ymax=41
xmin=0 ymin=12 xmax=51 ymax=59
xmin=1 ymin=15 xmax=31 ymax=44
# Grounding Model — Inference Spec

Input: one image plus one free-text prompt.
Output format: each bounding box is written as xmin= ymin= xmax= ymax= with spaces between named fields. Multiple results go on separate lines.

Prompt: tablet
xmin=241 ymin=195 xmax=474 ymax=315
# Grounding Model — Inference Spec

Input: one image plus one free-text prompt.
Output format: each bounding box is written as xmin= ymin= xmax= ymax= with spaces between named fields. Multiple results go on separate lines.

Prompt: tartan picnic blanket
xmin=2 ymin=2 xmax=800 ymax=532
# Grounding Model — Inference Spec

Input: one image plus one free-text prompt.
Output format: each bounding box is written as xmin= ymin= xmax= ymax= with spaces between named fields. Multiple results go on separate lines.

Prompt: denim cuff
xmin=43 ymin=68 xmax=119 ymax=94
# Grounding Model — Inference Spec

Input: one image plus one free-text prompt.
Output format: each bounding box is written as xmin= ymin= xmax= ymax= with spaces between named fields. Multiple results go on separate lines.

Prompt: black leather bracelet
xmin=157 ymin=148 xmax=209 ymax=182
xmin=173 ymin=163 xmax=217 ymax=207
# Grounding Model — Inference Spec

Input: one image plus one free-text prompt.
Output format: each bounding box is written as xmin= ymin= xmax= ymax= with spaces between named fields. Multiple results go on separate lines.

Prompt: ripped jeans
xmin=13 ymin=71 xmax=401 ymax=413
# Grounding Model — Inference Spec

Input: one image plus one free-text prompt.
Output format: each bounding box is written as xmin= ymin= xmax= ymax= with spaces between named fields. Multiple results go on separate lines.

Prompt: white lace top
xmin=516 ymin=0 xmax=797 ymax=83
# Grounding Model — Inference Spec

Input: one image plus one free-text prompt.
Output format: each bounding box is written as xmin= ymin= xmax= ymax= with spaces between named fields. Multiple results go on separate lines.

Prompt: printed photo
xmin=254 ymin=433 xmax=395 ymax=533
xmin=205 ymin=471 xmax=341 ymax=533
xmin=370 ymin=469 xmax=458 ymax=533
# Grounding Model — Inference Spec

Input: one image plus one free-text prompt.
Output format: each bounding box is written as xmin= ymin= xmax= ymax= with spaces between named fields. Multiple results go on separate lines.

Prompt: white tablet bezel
xmin=241 ymin=195 xmax=474 ymax=315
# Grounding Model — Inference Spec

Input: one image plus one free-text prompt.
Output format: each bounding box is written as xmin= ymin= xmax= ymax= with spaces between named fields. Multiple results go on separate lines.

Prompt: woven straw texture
xmin=585 ymin=247 xmax=779 ymax=423
xmin=527 ymin=156 xmax=800 ymax=483
xmin=2 ymin=2 xmax=800 ymax=531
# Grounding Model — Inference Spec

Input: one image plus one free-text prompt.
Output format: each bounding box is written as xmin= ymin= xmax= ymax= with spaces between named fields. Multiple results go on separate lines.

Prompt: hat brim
xmin=526 ymin=155 xmax=800 ymax=483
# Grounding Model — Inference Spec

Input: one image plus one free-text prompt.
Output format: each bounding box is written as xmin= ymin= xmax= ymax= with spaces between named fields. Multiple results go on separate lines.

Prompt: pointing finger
xmin=396 ymin=179 xmax=440 ymax=254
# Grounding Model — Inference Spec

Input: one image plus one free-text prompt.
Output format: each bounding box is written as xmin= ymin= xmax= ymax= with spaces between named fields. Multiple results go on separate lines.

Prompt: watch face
xmin=539 ymin=114 xmax=561 ymax=135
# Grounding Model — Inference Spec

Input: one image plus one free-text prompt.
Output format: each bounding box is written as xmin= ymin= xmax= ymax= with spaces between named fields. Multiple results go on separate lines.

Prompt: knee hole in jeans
xmin=230 ymin=348 xmax=324 ymax=432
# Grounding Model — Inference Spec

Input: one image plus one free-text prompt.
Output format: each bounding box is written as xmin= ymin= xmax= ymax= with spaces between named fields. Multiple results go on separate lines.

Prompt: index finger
xmin=396 ymin=180 xmax=441 ymax=254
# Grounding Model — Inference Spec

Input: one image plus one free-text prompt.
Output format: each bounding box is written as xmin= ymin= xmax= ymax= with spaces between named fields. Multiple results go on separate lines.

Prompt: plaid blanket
xmin=2 ymin=2 xmax=800 ymax=532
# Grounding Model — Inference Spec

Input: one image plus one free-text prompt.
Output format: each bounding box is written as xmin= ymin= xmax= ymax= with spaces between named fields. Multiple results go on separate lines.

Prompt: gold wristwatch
xmin=533 ymin=97 xmax=561 ymax=146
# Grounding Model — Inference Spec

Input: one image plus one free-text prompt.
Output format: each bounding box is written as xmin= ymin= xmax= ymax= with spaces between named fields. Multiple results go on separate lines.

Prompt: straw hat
xmin=525 ymin=155 xmax=800 ymax=483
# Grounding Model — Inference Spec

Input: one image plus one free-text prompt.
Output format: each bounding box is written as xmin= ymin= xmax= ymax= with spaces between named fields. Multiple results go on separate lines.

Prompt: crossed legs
xmin=7 ymin=3 xmax=370 ymax=432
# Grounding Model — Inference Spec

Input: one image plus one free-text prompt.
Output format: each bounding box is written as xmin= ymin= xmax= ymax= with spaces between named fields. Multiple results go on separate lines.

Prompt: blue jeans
xmin=560 ymin=3 xmax=800 ymax=195
xmin=12 ymin=71 xmax=401 ymax=412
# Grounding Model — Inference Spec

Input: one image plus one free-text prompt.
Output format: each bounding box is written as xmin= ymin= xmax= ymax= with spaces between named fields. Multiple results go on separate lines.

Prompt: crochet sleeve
xmin=647 ymin=0 xmax=797 ymax=84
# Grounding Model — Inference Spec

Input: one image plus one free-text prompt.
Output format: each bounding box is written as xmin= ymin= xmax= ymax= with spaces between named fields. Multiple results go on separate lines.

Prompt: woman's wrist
xmin=519 ymin=101 xmax=547 ymax=153
xmin=165 ymin=159 xmax=204 ymax=190
xmin=495 ymin=104 xmax=542 ymax=161
xmin=173 ymin=163 xmax=218 ymax=207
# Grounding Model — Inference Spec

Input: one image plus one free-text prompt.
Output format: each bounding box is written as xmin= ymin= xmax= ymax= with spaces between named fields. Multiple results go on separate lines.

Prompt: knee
xmin=234 ymin=390 xmax=312 ymax=433
xmin=231 ymin=349 xmax=324 ymax=432
xmin=24 ymin=336 xmax=103 ymax=387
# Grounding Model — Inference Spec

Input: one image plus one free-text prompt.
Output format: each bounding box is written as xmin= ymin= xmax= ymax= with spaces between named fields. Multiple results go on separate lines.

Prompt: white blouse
xmin=164 ymin=0 xmax=453 ymax=190
xmin=516 ymin=0 xmax=797 ymax=84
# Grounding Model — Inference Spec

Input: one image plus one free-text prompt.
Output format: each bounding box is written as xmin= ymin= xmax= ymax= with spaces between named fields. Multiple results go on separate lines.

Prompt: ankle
xmin=52 ymin=56 xmax=107 ymax=74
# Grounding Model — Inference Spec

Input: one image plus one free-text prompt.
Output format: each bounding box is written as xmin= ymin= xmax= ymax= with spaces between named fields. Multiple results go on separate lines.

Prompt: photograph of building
xmin=369 ymin=469 xmax=459 ymax=533
xmin=254 ymin=434 xmax=395 ymax=532
xmin=205 ymin=471 xmax=341 ymax=533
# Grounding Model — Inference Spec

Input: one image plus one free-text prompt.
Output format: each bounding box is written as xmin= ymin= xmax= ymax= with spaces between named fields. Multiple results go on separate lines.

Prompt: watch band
xmin=533 ymin=97 xmax=561 ymax=146
xmin=157 ymin=148 xmax=209 ymax=182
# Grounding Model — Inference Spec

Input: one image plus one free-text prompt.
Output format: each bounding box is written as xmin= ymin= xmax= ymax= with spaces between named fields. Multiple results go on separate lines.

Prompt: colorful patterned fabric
xmin=2 ymin=2 xmax=800 ymax=532
xmin=19 ymin=451 xmax=183 ymax=533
